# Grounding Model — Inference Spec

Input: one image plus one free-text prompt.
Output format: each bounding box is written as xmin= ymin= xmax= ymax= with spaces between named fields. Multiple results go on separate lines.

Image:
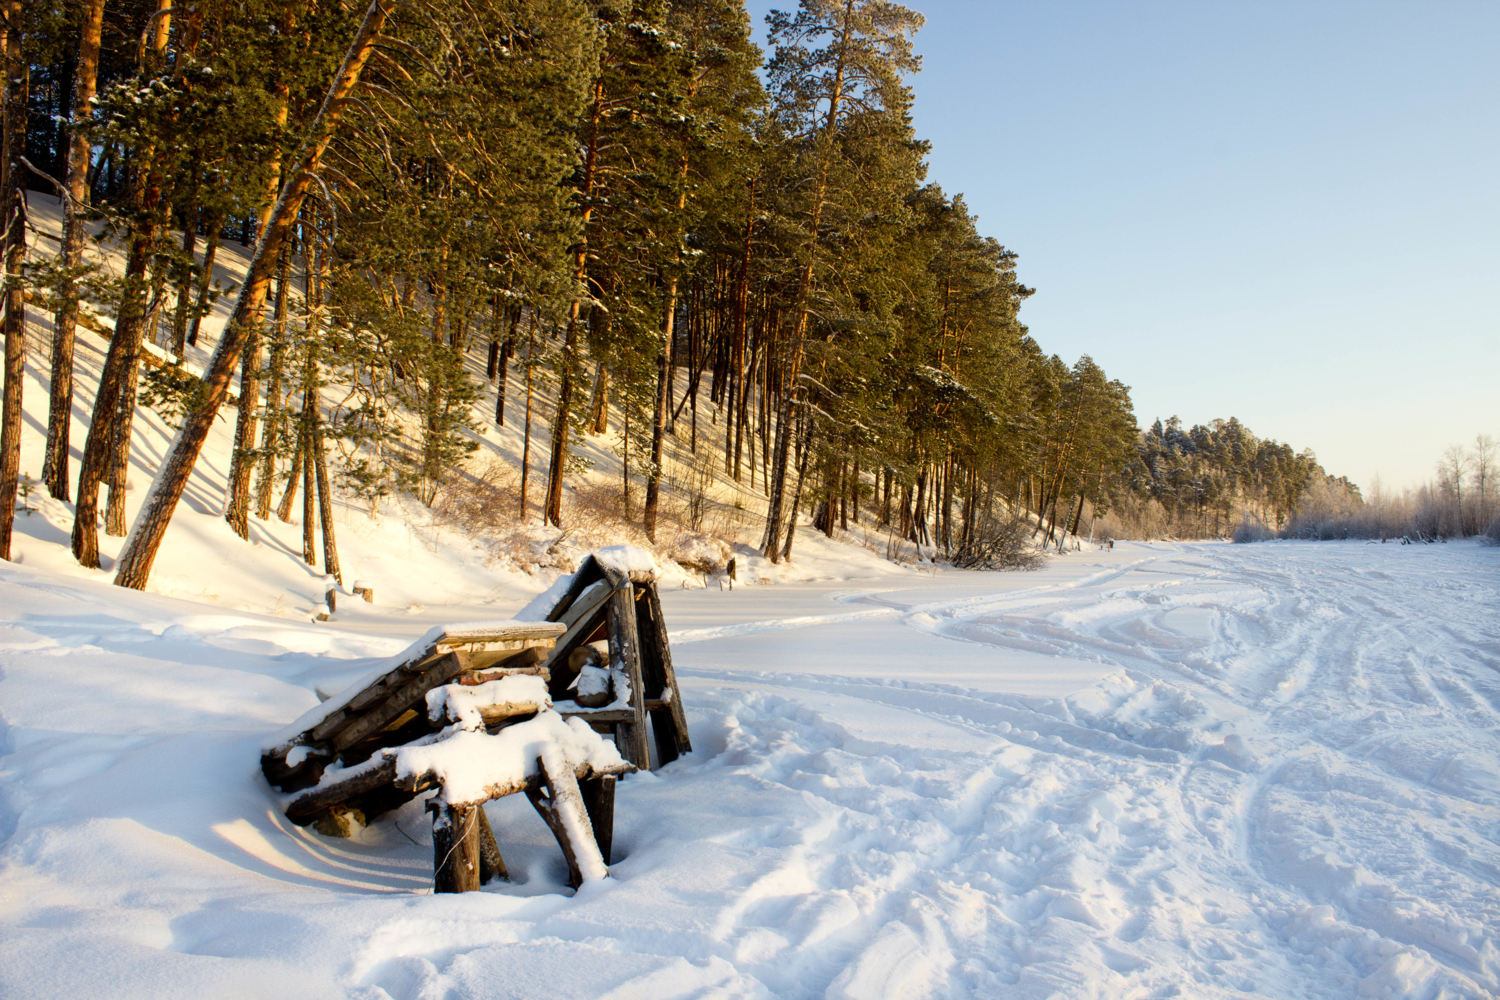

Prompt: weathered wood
xmin=642 ymin=583 xmax=692 ymax=762
xmin=606 ymin=588 xmax=650 ymax=770
xmin=541 ymin=581 xmax=615 ymax=684
xmin=458 ymin=662 xmax=548 ymax=685
xmin=558 ymin=698 xmax=670 ymax=725
xmin=329 ymin=651 xmax=466 ymax=752
xmin=528 ymin=749 xmax=608 ymax=888
xmin=431 ymin=801 xmax=482 ymax=893
xmin=543 ymin=556 xmax=607 ymax=623
xmin=284 ymin=754 xmax=401 ymax=825
xmin=581 ymin=774 xmax=617 ymax=865
xmin=476 ymin=806 xmax=508 ymax=884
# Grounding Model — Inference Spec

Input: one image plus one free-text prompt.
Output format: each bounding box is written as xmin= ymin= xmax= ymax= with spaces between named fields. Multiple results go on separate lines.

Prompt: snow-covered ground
xmin=3 ymin=539 xmax=1498 ymax=998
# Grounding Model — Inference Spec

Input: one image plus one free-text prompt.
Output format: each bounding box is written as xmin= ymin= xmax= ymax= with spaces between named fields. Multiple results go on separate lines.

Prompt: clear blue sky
xmin=743 ymin=1 xmax=1500 ymax=491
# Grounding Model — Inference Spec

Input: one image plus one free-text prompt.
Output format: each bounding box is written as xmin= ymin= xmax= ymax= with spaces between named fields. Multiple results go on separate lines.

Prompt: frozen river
xmin=2 ymin=540 xmax=1497 ymax=998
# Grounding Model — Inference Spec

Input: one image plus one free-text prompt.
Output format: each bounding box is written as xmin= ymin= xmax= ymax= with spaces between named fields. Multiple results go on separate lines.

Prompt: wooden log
xmin=476 ymin=806 xmax=508 ymax=884
xmin=606 ymin=587 xmax=650 ymax=770
xmin=457 ymin=662 xmax=549 ymax=685
xmin=642 ymin=583 xmax=692 ymax=762
xmin=323 ymin=575 xmax=338 ymax=613
xmin=581 ymin=773 xmax=616 ymax=865
xmin=431 ymin=801 xmax=482 ymax=893
xmin=527 ymin=747 xmax=608 ymax=888
xmin=285 ymin=754 xmax=402 ymax=825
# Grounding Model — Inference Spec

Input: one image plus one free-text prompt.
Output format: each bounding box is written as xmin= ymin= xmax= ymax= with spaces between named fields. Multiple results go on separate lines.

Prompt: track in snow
xmin=2 ymin=541 xmax=1497 ymax=999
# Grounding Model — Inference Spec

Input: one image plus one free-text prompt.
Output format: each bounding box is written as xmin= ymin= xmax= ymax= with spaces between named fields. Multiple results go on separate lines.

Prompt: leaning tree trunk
xmin=113 ymin=0 xmax=396 ymax=590
xmin=43 ymin=0 xmax=104 ymax=502
xmin=0 ymin=0 xmax=28 ymax=561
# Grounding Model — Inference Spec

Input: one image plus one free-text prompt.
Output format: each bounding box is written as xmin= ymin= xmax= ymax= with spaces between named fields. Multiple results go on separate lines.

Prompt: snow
xmin=426 ymin=674 xmax=551 ymax=729
xmin=392 ymin=713 xmax=625 ymax=807
xmin=4 ymin=539 xmax=1499 ymax=997
xmin=592 ymin=544 xmax=660 ymax=580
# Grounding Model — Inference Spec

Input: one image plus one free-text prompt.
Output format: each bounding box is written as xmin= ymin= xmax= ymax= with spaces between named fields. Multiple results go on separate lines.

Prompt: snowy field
xmin=2 ymin=539 xmax=1499 ymax=998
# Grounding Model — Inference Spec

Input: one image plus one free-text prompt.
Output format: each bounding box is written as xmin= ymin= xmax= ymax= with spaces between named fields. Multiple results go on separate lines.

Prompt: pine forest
xmin=0 ymin=0 xmax=1485 ymax=591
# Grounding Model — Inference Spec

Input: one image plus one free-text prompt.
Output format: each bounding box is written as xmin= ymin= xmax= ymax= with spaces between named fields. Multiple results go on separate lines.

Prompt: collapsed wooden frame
xmin=259 ymin=548 xmax=690 ymax=893
xmin=262 ymin=619 xmax=632 ymax=890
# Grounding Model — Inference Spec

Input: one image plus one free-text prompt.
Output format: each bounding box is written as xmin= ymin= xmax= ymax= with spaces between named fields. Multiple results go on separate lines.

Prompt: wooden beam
xmin=581 ymin=774 xmax=616 ymax=865
xmin=606 ymin=587 xmax=650 ymax=770
xmin=476 ymin=806 xmax=508 ymax=884
xmin=431 ymin=801 xmax=482 ymax=893
xmin=643 ymin=583 xmax=692 ymax=762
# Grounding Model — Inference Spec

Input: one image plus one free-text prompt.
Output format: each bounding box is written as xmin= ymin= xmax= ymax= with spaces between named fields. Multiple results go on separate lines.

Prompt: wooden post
xmin=475 ymin=806 xmax=508 ymax=884
xmin=527 ymin=750 xmax=607 ymax=888
xmin=606 ymin=586 xmax=650 ymax=770
xmin=640 ymin=583 xmax=691 ymax=764
xmin=581 ymin=774 xmax=616 ymax=865
xmin=323 ymin=575 xmax=337 ymax=613
xmin=430 ymin=800 xmax=481 ymax=893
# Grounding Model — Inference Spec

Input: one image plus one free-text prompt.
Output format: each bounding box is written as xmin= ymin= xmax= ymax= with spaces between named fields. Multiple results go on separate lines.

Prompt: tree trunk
xmin=185 ymin=219 xmax=220 ymax=347
xmin=43 ymin=0 xmax=104 ymax=502
xmin=114 ymin=0 xmax=395 ymax=590
xmin=276 ymin=431 xmax=303 ymax=523
xmin=543 ymin=74 xmax=605 ymax=529
xmin=0 ymin=1 xmax=27 ymax=561
xmin=300 ymin=408 xmax=316 ymax=566
xmin=254 ymin=255 xmax=291 ymax=519
xmin=312 ymin=404 xmax=340 ymax=582
xmin=224 ymin=282 xmax=269 ymax=538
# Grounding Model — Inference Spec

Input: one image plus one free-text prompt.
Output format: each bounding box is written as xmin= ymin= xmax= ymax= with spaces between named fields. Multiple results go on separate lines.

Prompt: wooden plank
xmin=431 ymin=801 xmax=482 ymax=893
xmin=643 ymin=583 xmax=692 ymax=760
xmin=581 ymin=774 xmax=617 ymax=865
xmin=541 ymin=582 xmax=613 ymax=672
xmin=476 ymin=806 xmax=508 ymax=884
xmin=433 ymin=621 xmax=567 ymax=647
xmin=329 ymin=651 xmax=467 ymax=753
xmin=606 ymin=587 xmax=650 ymax=770
xmin=543 ymin=556 xmax=606 ymax=623
xmin=284 ymin=740 xmax=634 ymax=823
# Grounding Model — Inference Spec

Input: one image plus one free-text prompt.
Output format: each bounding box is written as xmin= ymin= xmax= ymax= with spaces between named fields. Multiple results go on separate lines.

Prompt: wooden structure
xmin=261 ymin=619 xmax=633 ymax=891
xmin=536 ymin=548 xmax=691 ymax=771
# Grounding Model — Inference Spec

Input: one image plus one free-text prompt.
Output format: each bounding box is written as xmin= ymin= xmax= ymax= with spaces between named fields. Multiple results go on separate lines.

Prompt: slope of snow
xmin=11 ymin=193 xmax=914 ymax=624
xmin=3 ymin=539 xmax=1498 ymax=998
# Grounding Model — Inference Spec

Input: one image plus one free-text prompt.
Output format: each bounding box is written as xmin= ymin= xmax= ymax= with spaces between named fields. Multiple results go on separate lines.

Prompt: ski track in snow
xmin=2 ymin=542 xmax=1499 ymax=998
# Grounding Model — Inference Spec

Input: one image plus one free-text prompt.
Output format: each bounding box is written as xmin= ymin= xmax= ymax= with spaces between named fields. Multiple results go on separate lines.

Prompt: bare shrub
xmin=1232 ymin=519 xmax=1276 ymax=543
xmin=433 ymin=460 xmax=519 ymax=534
xmin=952 ymin=516 xmax=1045 ymax=571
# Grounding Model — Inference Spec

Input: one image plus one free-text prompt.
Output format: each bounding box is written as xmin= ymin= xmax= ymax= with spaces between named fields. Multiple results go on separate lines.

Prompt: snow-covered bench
xmin=261 ymin=619 xmax=633 ymax=891
xmin=517 ymin=545 xmax=691 ymax=771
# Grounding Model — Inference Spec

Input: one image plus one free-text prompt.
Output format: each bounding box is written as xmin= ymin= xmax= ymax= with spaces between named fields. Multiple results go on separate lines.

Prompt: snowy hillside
xmin=12 ymin=193 xmax=911 ymax=619
xmin=3 ymin=539 xmax=1498 ymax=998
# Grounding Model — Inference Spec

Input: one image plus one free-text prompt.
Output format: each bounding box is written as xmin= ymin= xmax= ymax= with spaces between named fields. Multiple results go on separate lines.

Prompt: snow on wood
xmin=394 ymin=711 xmax=626 ymax=808
xmin=592 ymin=544 xmax=659 ymax=582
xmin=425 ymin=674 xmax=550 ymax=729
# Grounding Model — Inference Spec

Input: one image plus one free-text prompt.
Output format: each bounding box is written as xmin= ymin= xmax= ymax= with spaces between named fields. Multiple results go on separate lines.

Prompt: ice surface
xmin=4 ymin=540 xmax=1500 ymax=999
